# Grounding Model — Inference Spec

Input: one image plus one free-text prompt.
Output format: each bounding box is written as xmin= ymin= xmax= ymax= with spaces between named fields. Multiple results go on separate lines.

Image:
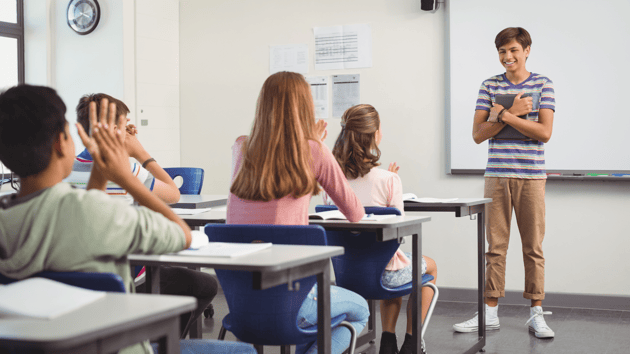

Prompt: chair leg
xmin=421 ymin=283 xmax=439 ymax=339
xmin=218 ymin=325 xmax=227 ymax=340
xmin=254 ymin=344 xmax=264 ymax=354
xmin=280 ymin=344 xmax=291 ymax=354
xmin=339 ymin=321 xmax=357 ymax=354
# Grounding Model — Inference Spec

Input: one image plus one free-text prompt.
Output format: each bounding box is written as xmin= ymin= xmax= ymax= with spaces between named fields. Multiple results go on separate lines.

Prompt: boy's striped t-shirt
xmin=64 ymin=148 xmax=155 ymax=204
xmin=476 ymin=73 xmax=555 ymax=179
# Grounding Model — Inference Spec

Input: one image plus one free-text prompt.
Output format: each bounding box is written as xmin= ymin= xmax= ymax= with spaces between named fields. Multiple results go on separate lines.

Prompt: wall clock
xmin=67 ymin=0 xmax=101 ymax=35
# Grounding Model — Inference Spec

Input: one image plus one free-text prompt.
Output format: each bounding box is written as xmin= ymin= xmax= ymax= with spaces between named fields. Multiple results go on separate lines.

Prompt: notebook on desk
xmin=492 ymin=93 xmax=537 ymax=140
xmin=177 ymin=242 xmax=272 ymax=258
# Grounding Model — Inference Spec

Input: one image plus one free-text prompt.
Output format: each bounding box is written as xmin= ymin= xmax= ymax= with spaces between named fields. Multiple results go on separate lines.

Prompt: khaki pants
xmin=484 ymin=177 xmax=546 ymax=300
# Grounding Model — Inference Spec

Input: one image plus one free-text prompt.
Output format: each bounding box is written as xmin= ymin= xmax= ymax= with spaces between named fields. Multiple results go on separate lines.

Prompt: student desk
xmin=0 ymin=292 xmax=195 ymax=354
xmin=129 ymin=244 xmax=344 ymax=354
xmin=173 ymin=210 xmax=432 ymax=354
xmin=404 ymin=198 xmax=491 ymax=354
xmin=309 ymin=215 xmax=431 ymax=354
xmin=169 ymin=194 xmax=227 ymax=209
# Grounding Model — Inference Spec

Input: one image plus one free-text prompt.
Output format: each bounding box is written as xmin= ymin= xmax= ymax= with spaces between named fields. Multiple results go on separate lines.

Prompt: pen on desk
xmin=611 ymin=173 xmax=630 ymax=177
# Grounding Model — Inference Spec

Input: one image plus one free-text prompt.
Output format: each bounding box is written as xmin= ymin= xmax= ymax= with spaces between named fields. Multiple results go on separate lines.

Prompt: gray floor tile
xmin=200 ymin=296 xmax=630 ymax=354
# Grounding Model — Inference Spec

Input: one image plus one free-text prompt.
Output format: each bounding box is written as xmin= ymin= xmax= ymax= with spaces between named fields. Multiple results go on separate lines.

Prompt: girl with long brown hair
xmin=326 ymin=104 xmax=438 ymax=354
xmin=227 ymin=72 xmax=369 ymax=354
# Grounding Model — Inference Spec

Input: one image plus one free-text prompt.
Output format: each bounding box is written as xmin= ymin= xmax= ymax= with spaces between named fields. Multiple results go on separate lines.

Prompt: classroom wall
xmin=179 ymin=0 xmax=630 ymax=299
xmin=20 ymin=0 xmax=181 ymax=166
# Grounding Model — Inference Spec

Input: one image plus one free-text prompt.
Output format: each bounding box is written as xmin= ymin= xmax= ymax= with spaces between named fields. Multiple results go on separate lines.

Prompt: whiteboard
xmin=447 ymin=0 xmax=630 ymax=173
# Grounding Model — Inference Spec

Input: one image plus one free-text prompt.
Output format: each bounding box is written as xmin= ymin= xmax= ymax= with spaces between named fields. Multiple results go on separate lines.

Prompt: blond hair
xmin=230 ymin=72 xmax=321 ymax=201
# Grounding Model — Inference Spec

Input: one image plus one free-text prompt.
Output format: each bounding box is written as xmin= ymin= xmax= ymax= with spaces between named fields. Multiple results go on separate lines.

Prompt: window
xmin=0 ymin=0 xmax=24 ymax=90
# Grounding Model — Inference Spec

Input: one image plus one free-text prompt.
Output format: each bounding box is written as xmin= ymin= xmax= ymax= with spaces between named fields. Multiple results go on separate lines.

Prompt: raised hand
xmin=125 ymin=123 xmax=138 ymax=136
xmin=314 ymin=119 xmax=328 ymax=142
xmin=388 ymin=162 xmax=400 ymax=174
xmin=76 ymin=99 xmax=132 ymax=185
xmin=508 ymin=92 xmax=533 ymax=116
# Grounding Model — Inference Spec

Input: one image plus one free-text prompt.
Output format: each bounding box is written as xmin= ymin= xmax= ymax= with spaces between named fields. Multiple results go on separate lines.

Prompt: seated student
xmin=66 ymin=93 xmax=218 ymax=338
xmin=228 ymin=71 xmax=369 ymax=354
xmin=324 ymin=104 xmax=438 ymax=354
xmin=67 ymin=93 xmax=180 ymax=204
xmin=0 ymin=85 xmax=192 ymax=353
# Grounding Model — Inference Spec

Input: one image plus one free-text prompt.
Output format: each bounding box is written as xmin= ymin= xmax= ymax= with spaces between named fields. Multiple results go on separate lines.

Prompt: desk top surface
xmin=309 ymin=214 xmax=431 ymax=229
xmin=129 ymin=244 xmax=344 ymax=271
xmin=404 ymin=198 xmax=491 ymax=208
xmin=0 ymin=293 xmax=195 ymax=347
xmin=181 ymin=211 xmax=431 ymax=229
xmin=169 ymin=194 xmax=228 ymax=209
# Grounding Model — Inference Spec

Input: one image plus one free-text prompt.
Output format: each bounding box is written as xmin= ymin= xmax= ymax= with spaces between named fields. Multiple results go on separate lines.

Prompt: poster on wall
xmin=269 ymin=44 xmax=309 ymax=74
xmin=332 ymin=74 xmax=360 ymax=118
xmin=306 ymin=76 xmax=329 ymax=118
xmin=313 ymin=24 xmax=372 ymax=71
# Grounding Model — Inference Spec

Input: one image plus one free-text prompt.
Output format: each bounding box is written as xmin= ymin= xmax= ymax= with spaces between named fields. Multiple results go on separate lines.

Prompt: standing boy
xmin=453 ymin=27 xmax=556 ymax=338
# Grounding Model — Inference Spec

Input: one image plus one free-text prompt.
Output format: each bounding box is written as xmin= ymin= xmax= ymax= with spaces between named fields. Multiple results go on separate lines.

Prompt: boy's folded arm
xmin=472 ymin=109 xmax=505 ymax=144
xmin=502 ymin=108 xmax=554 ymax=143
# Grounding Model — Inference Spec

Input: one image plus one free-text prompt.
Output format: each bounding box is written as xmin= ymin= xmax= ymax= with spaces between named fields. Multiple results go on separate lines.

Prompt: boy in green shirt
xmin=0 ymin=85 xmax=194 ymax=354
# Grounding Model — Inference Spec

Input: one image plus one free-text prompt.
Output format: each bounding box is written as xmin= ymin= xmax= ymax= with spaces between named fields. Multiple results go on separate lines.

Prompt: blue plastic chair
xmin=315 ymin=205 xmax=439 ymax=342
xmin=0 ymin=271 xmax=126 ymax=292
xmin=204 ymin=224 xmax=358 ymax=354
xmin=0 ymin=272 xmax=256 ymax=354
xmin=164 ymin=167 xmax=204 ymax=195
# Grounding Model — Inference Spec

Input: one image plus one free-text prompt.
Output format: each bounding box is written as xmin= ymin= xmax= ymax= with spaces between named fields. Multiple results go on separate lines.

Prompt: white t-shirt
xmin=323 ymin=167 xmax=404 ymax=215
xmin=64 ymin=150 xmax=154 ymax=205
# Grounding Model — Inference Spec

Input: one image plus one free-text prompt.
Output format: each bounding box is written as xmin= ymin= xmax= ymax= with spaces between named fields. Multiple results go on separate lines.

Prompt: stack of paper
xmin=309 ymin=210 xmax=396 ymax=222
xmin=0 ymin=278 xmax=106 ymax=319
xmin=172 ymin=207 xmax=212 ymax=215
xmin=403 ymin=193 xmax=458 ymax=203
xmin=177 ymin=242 xmax=273 ymax=258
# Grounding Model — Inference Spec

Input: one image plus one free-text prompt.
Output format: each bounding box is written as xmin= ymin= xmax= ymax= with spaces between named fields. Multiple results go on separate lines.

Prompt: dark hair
xmin=495 ymin=27 xmax=532 ymax=50
xmin=0 ymin=85 xmax=68 ymax=178
xmin=76 ymin=93 xmax=130 ymax=133
xmin=331 ymin=104 xmax=381 ymax=179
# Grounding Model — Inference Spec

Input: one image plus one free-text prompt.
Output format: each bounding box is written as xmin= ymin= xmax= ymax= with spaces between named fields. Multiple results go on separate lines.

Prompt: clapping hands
xmin=76 ymin=98 xmax=132 ymax=185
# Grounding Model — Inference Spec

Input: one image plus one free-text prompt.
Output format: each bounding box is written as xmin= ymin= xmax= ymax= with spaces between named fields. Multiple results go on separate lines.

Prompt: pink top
xmin=323 ymin=167 xmax=411 ymax=271
xmin=227 ymin=136 xmax=364 ymax=225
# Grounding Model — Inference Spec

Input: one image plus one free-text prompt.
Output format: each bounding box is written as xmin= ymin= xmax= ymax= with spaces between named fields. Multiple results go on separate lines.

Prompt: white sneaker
xmin=453 ymin=304 xmax=500 ymax=332
xmin=526 ymin=306 xmax=555 ymax=338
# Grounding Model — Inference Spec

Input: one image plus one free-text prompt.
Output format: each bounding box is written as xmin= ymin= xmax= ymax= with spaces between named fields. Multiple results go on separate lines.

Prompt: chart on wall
xmin=447 ymin=0 xmax=630 ymax=174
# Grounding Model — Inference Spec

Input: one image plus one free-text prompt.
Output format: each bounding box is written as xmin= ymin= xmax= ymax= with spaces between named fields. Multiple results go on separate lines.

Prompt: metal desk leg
xmin=477 ymin=211 xmax=486 ymax=351
xmin=317 ymin=262 xmax=332 ymax=354
xmin=155 ymin=315 xmax=181 ymax=354
xmin=144 ymin=266 xmax=161 ymax=294
xmin=411 ymin=228 xmax=423 ymax=354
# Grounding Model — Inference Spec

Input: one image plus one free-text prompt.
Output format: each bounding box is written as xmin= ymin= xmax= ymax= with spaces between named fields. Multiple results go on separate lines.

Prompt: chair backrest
xmin=204 ymin=224 xmax=326 ymax=345
xmin=0 ymin=271 xmax=126 ymax=293
xmin=163 ymin=167 xmax=204 ymax=195
xmin=315 ymin=205 xmax=411 ymax=300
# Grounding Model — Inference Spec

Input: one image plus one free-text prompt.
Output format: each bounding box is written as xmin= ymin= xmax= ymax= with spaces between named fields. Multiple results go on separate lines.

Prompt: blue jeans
xmin=296 ymin=284 xmax=369 ymax=354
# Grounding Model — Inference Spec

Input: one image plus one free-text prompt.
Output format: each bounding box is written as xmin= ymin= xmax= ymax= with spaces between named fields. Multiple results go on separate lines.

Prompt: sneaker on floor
xmin=453 ymin=304 xmax=500 ymax=333
xmin=526 ymin=306 xmax=555 ymax=338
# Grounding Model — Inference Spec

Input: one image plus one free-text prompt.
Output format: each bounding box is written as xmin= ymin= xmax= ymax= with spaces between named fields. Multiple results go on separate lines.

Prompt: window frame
xmin=0 ymin=0 xmax=25 ymax=85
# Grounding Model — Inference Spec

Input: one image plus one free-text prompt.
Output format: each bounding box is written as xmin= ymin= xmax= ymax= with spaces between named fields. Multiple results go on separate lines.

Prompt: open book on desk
xmin=0 ymin=278 xmax=106 ymax=319
xmin=177 ymin=242 xmax=273 ymax=258
xmin=309 ymin=210 xmax=397 ymax=221
xmin=403 ymin=193 xmax=458 ymax=203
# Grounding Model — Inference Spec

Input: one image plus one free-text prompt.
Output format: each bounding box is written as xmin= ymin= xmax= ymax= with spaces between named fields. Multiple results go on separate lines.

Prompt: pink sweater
xmin=227 ymin=136 xmax=364 ymax=225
